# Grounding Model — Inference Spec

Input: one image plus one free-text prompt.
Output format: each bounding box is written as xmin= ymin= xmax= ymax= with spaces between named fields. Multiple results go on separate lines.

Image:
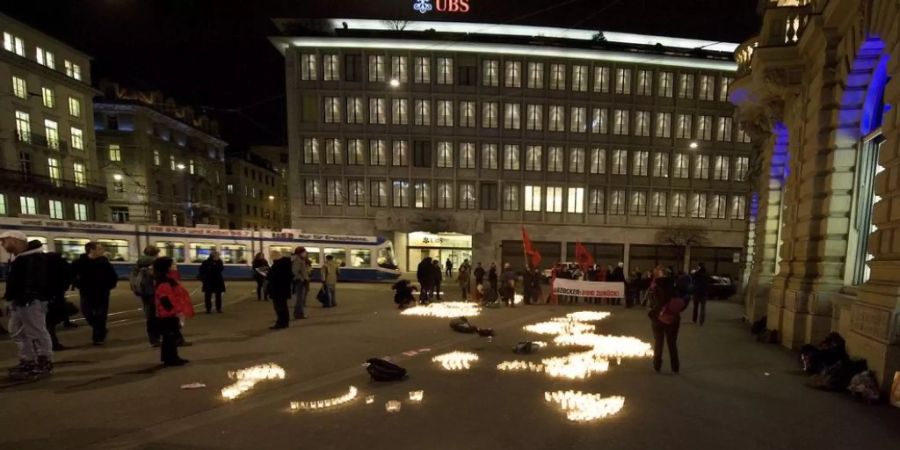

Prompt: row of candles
xmin=221 ymin=363 xmax=286 ymax=400
xmin=290 ymin=389 xmax=424 ymax=413
xmin=545 ymin=390 xmax=626 ymax=422
xmin=400 ymin=301 xmax=482 ymax=318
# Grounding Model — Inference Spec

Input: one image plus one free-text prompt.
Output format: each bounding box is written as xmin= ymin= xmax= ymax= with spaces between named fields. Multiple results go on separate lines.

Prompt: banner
xmin=552 ymin=278 xmax=625 ymax=299
xmin=521 ymin=226 xmax=542 ymax=269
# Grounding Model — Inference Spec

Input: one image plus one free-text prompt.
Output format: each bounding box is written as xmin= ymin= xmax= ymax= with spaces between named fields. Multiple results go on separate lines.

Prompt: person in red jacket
xmin=152 ymin=257 xmax=194 ymax=366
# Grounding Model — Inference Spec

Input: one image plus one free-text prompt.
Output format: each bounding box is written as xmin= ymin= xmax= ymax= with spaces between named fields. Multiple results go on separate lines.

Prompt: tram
xmin=0 ymin=217 xmax=400 ymax=282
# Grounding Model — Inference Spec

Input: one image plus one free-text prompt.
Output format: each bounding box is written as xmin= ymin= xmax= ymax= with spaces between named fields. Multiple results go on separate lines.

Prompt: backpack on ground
xmin=366 ymin=358 xmax=407 ymax=381
xmin=129 ymin=266 xmax=155 ymax=298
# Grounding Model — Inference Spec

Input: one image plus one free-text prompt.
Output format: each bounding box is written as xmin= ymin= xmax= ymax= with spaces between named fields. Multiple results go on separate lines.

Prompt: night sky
xmin=2 ymin=0 xmax=761 ymax=150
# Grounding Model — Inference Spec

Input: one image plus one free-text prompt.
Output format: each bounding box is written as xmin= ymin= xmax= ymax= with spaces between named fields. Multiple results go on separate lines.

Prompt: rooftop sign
xmin=413 ymin=0 xmax=470 ymax=14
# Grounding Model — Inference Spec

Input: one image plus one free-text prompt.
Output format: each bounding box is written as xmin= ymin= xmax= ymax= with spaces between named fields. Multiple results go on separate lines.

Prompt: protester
xmin=199 ymin=251 xmax=225 ymax=313
xmin=251 ymin=252 xmax=270 ymax=301
xmin=432 ymin=259 xmax=443 ymax=301
xmin=692 ymin=262 xmax=710 ymax=325
xmin=152 ymin=257 xmax=193 ymax=366
xmin=640 ymin=270 xmax=653 ymax=307
xmin=445 ymin=257 xmax=453 ymax=277
xmin=416 ymin=257 xmax=436 ymax=304
xmin=500 ymin=263 xmax=517 ymax=307
xmin=267 ymin=251 xmax=293 ymax=329
xmin=459 ymin=259 xmax=471 ymax=274
xmin=392 ymin=279 xmax=418 ymax=309
xmin=648 ymin=267 xmax=683 ymax=373
xmin=608 ymin=262 xmax=626 ymax=306
xmin=321 ymin=254 xmax=340 ymax=307
xmin=72 ymin=241 xmax=118 ymax=345
xmin=457 ymin=266 xmax=471 ymax=301
xmin=131 ymin=245 xmax=161 ymax=346
xmin=626 ymin=269 xmax=643 ymax=308
xmin=291 ymin=247 xmax=311 ymax=319
xmin=488 ymin=262 xmax=498 ymax=295
xmin=2 ymin=231 xmax=54 ymax=379
xmin=473 ymin=262 xmax=486 ymax=287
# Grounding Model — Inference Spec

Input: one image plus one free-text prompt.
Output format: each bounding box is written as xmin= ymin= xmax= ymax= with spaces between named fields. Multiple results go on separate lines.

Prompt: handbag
xmin=658 ymin=297 xmax=686 ymax=325
xmin=316 ymin=287 xmax=329 ymax=306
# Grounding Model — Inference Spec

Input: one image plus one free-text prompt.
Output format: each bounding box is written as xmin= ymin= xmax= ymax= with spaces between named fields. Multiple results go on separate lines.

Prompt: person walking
xmin=457 ymin=266 xmax=471 ymax=301
xmin=473 ymin=262 xmax=485 ymax=288
xmin=416 ymin=257 xmax=435 ymax=304
xmin=72 ymin=241 xmax=118 ymax=345
xmin=488 ymin=262 xmax=498 ymax=296
xmin=2 ymin=231 xmax=55 ymax=379
xmin=648 ymin=267 xmax=684 ymax=373
xmin=291 ymin=247 xmax=311 ymax=319
xmin=131 ymin=245 xmax=161 ymax=346
xmin=199 ymin=251 xmax=225 ymax=313
xmin=267 ymin=251 xmax=293 ymax=329
xmin=321 ymin=254 xmax=340 ymax=308
xmin=432 ymin=259 xmax=443 ymax=301
xmin=445 ymin=258 xmax=453 ymax=277
xmin=251 ymin=252 xmax=270 ymax=301
xmin=691 ymin=262 xmax=710 ymax=325
xmin=152 ymin=257 xmax=193 ymax=366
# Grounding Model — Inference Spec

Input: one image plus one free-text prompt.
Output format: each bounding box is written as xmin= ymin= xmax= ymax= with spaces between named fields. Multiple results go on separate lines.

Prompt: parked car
xmin=708 ymin=275 xmax=737 ymax=299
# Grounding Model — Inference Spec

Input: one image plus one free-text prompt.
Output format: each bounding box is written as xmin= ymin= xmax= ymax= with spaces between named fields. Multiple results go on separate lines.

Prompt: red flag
xmin=574 ymin=241 xmax=595 ymax=271
xmin=521 ymin=226 xmax=542 ymax=269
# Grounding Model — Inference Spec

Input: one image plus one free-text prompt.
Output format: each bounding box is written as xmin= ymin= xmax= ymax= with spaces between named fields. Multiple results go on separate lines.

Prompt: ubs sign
xmin=413 ymin=0 xmax=470 ymax=14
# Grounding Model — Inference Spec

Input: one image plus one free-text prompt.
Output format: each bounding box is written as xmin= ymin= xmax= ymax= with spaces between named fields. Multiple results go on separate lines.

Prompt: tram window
xmin=306 ymin=247 xmax=321 ymax=265
xmin=189 ymin=243 xmax=216 ymax=263
xmin=156 ymin=241 xmax=186 ymax=263
xmin=27 ymin=236 xmax=47 ymax=252
xmin=220 ymin=244 xmax=247 ymax=264
xmin=98 ymin=239 xmax=130 ymax=261
xmin=54 ymin=238 xmax=89 ymax=261
xmin=268 ymin=246 xmax=293 ymax=259
xmin=350 ymin=249 xmax=371 ymax=267
xmin=324 ymin=248 xmax=346 ymax=267
xmin=377 ymin=247 xmax=398 ymax=269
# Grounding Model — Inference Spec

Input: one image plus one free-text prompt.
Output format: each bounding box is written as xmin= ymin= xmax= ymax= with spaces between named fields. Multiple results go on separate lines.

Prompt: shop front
xmin=406 ymin=232 xmax=472 ymax=272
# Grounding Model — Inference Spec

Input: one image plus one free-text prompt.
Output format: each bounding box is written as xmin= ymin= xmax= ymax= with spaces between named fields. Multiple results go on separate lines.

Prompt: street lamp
xmin=689 ymin=142 xmax=699 ymax=149
xmin=389 ymin=78 xmax=400 ymax=88
xmin=176 ymin=163 xmax=186 ymax=170
xmin=268 ymin=195 xmax=275 ymax=201
xmin=112 ymin=174 xmax=123 ymax=181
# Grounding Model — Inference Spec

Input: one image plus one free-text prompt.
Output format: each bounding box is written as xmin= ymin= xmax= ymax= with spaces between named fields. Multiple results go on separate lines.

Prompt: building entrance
xmin=406 ymin=232 xmax=472 ymax=273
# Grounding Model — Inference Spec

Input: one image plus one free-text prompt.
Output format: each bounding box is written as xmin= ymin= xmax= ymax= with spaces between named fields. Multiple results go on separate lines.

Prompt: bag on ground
xmin=366 ymin=358 xmax=407 ymax=382
xmin=848 ymin=370 xmax=880 ymax=402
xmin=316 ymin=287 xmax=329 ymax=306
xmin=450 ymin=317 xmax=477 ymax=334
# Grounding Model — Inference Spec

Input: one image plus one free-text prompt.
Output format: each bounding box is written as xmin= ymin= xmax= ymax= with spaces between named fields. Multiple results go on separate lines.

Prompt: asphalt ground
xmin=1 ymin=282 xmax=898 ymax=450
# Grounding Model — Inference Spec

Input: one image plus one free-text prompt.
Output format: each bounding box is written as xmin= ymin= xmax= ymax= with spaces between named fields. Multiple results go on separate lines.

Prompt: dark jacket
xmin=609 ymin=267 xmax=626 ymax=282
xmin=252 ymin=257 xmax=269 ymax=281
xmin=488 ymin=267 xmax=498 ymax=285
xmin=266 ymin=257 xmax=294 ymax=298
xmin=3 ymin=248 xmax=55 ymax=305
xmin=648 ymin=275 xmax=677 ymax=322
xmin=72 ymin=254 xmax=118 ymax=296
xmin=199 ymin=258 xmax=226 ymax=293
xmin=692 ymin=267 xmax=710 ymax=296
xmin=392 ymin=281 xmax=417 ymax=305
xmin=473 ymin=266 xmax=485 ymax=283
xmin=417 ymin=258 xmax=435 ymax=289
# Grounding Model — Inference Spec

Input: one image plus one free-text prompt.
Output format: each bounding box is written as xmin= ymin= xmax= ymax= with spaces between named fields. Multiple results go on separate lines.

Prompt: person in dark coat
xmin=251 ymin=252 xmax=269 ymax=301
xmin=72 ymin=242 xmax=119 ymax=345
xmin=488 ymin=262 xmax=498 ymax=295
xmin=473 ymin=262 xmax=485 ymax=287
xmin=445 ymin=258 xmax=453 ymax=277
xmin=392 ymin=279 xmax=418 ymax=309
xmin=199 ymin=251 xmax=225 ymax=313
xmin=432 ymin=259 xmax=443 ymax=301
xmin=691 ymin=262 xmax=710 ymax=325
xmin=266 ymin=251 xmax=294 ymax=329
xmin=648 ymin=267 xmax=682 ymax=373
xmin=608 ymin=262 xmax=626 ymax=306
xmin=416 ymin=257 xmax=435 ymax=303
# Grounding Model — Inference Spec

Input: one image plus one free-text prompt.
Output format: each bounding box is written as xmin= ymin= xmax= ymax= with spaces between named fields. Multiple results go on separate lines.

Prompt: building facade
xmin=732 ymin=0 xmax=900 ymax=391
xmin=94 ymin=83 xmax=228 ymax=227
xmin=250 ymin=144 xmax=291 ymax=230
xmin=273 ymin=19 xmax=753 ymax=274
xmin=0 ymin=14 xmax=105 ymax=221
xmin=225 ymin=150 xmax=287 ymax=230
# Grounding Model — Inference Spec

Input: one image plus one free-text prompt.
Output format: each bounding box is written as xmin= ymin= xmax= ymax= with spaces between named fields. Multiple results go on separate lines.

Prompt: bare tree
xmin=383 ymin=20 xmax=409 ymax=32
xmin=656 ymin=225 xmax=709 ymax=269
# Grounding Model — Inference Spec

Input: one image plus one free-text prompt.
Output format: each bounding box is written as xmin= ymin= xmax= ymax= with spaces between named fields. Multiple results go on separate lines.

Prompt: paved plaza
xmin=1 ymin=281 xmax=898 ymax=450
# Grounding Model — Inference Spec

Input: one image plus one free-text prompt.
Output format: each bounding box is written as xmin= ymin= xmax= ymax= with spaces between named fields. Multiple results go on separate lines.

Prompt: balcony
xmin=0 ymin=168 xmax=107 ymax=201
xmin=16 ymin=130 xmax=70 ymax=153
xmin=734 ymin=0 xmax=820 ymax=79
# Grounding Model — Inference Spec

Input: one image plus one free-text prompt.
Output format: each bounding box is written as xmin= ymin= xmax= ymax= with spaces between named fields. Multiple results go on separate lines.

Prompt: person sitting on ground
xmin=152 ymin=257 xmax=194 ymax=367
xmin=392 ymin=280 xmax=418 ymax=309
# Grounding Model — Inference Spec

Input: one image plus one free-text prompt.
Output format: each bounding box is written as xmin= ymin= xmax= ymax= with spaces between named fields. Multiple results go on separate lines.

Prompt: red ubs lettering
xmin=436 ymin=0 xmax=470 ymax=12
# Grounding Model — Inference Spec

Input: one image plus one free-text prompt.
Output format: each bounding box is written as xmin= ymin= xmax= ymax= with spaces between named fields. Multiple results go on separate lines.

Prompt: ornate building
xmin=225 ymin=149 xmax=288 ymax=230
xmin=732 ymin=0 xmax=900 ymax=391
xmin=273 ymin=19 xmax=753 ymax=273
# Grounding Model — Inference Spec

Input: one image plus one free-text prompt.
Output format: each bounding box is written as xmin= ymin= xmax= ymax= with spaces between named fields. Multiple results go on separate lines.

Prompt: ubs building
xmin=272 ymin=19 xmax=752 ymax=274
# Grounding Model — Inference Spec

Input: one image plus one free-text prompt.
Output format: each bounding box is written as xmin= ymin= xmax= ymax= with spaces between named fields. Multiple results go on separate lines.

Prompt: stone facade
xmin=732 ymin=0 xmax=900 ymax=391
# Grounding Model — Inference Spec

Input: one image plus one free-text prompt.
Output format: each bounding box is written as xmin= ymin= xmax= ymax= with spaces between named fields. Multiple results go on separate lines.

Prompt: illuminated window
xmin=437 ymin=182 xmax=453 ymax=208
xmin=368 ymin=55 xmax=386 ymax=82
xmin=42 ymin=87 xmax=54 ymax=108
xmin=525 ymin=145 xmax=542 ymax=171
xmin=611 ymin=149 xmax=628 ymax=175
xmin=47 ymin=158 xmax=61 ymax=186
xmin=697 ymin=115 xmax=713 ymax=140
xmin=325 ymin=179 xmax=343 ymax=205
xmin=634 ymin=111 xmax=651 ymax=136
xmin=676 ymin=114 xmax=692 ymax=139
xmin=570 ymin=107 xmax=587 ymax=133
xmin=546 ymin=186 xmax=563 ymax=213
xmin=526 ymin=104 xmax=543 ymax=131
xmin=658 ymin=72 xmax=674 ymax=97
xmin=414 ymin=181 xmax=431 ymax=208
xmin=503 ymin=184 xmax=519 ymax=211
xmin=346 ymin=97 xmax=364 ymax=124
xmin=547 ymin=146 xmax=563 ymax=172
xmin=109 ymin=144 xmax=121 ymax=162
xmin=64 ymin=60 xmax=82 ymax=81
xmin=636 ymin=70 xmax=653 ymax=96
xmin=483 ymin=59 xmax=499 ymax=86
xmin=678 ymin=73 xmax=694 ymax=98
xmin=19 ymin=196 xmax=37 ymax=215
xmin=614 ymin=68 xmax=631 ymax=94
xmin=459 ymin=142 xmax=476 ymax=168
xmin=588 ymin=189 xmax=605 ymax=214
xmin=391 ymin=98 xmax=408 ymax=125
xmin=527 ymin=62 xmax=543 ymax=89
xmin=731 ymin=195 xmax=747 ymax=220
xmin=734 ymin=156 xmax=749 ymax=181
xmin=306 ymin=179 xmax=322 ymax=205
xmin=391 ymin=56 xmax=407 ymax=83
xmin=437 ymin=142 xmax=453 ymax=168
xmin=503 ymin=144 xmax=520 ymax=171
xmin=436 ymin=57 xmax=453 ymax=84
xmin=652 ymin=153 xmax=669 ymax=178
xmin=690 ymin=193 xmax=707 ymax=218
xmin=549 ymin=63 xmax=566 ymax=90
xmin=369 ymin=98 xmax=386 ymax=124
xmin=153 ymin=149 xmax=161 ymax=166
xmin=15 ymin=111 xmax=31 ymax=142
xmin=347 ymin=139 xmax=364 ymax=165
xmin=4 ymin=32 xmax=25 ymax=56
xmin=482 ymin=102 xmax=498 ymax=128
xmin=612 ymin=109 xmax=629 ymax=135
xmin=569 ymin=147 xmax=585 ymax=173
xmin=713 ymin=156 xmax=730 ymax=181
xmin=459 ymin=101 xmax=476 ymax=127
xmin=505 ymin=61 xmax=521 ymax=87
xmin=323 ymin=55 xmax=339 ymax=80
xmin=44 ymin=120 xmax=59 ymax=150
xmin=504 ymin=103 xmax=521 ymax=130
xmin=74 ymin=203 xmax=87 ymax=221
xmin=719 ymin=76 xmax=733 ymax=102
xmin=300 ymin=54 xmax=317 ymax=80
xmin=459 ymin=183 xmax=476 ymax=209
xmin=699 ymin=75 xmax=715 ymax=100
xmin=49 ymin=200 xmax=63 ymax=219
xmin=710 ymin=194 xmax=727 ymax=219
xmin=369 ymin=139 xmax=387 ymax=166
xmin=437 ymin=100 xmax=453 ymax=127
xmin=633 ymin=151 xmax=649 ymax=176
xmin=0 ymin=194 xmax=6 ymax=216
xmin=673 ymin=153 xmax=689 ymax=178
xmin=73 ymin=162 xmax=86 ymax=187
xmin=414 ymin=99 xmax=430 ymax=126
xmin=393 ymin=141 xmax=408 ymax=166
xmin=717 ymin=117 xmax=733 ymax=141
xmin=650 ymin=192 xmax=667 ymax=217
xmin=370 ymin=180 xmax=388 ymax=207
xmin=589 ymin=148 xmax=606 ymax=174
xmin=572 ymin=65 xmax=588 ymax=92
xmin=549 ymin=106 xmax=565 ymax=132
xmin=303 ymin=138 xmax=320 ymax=164
xmin=567 ymin=187 xmax=584 ymax=214
xmin=482 ymin=144 xmax=498 ymax=169
xmin=671 ymin=192 xmax=687 ymax=217
xmin=609 ymin=190 xmax=626 ymax=215
xmin=693 ymin=154 xmax=709 ymax=179
xmin=524 ymin=185 xmax=541 ymax=212
xmin=656 ymin=112 xmax=672 ymax=138
xmin=324 ymin=97 xmax=341 ymax=123
xmin=594 ymin=66 xmax=610 ymax=93
xmin=737 ymin=124 xmax=752 ymax=143
xmin=11 ymin=76 xmax=26 ymax=99
xmin=631 ymin=190 xmax=647 ymax=215
xmin=592 ymin=108 xmax=608 ymax=134
xmin=325 ymin=138 xmax=342 ymax=164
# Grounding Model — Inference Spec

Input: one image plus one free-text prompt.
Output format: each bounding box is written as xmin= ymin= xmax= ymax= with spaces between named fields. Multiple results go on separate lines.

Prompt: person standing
xmin=152 ymin=257 xmax=193 ymax=366
xmin=459 ymin=259 xmax=471 ymax=274
xmin=251 ymin=252 xmax=270 ymax=301
xmin=416 ymin=257 xmax=435 ymax=304
xmin=691 ymin=262 xmax=710 ymax=325
xmin=648 ymin=267 xmax=683 ymax=373
xmin=432 ymin=259 xmax=443 ymax=301
xmin=131 ymin=245 xmax=161 ymax=346
xmin=291 ymin=247 xmax=310 ymax=319
xmin=445 ymin=258 xmax=453 ymax=277
xmin=2 ymin=231 xmax=54 ymax=379
xmin=608 ymin=262 xmax=626 ymax=306
xmin=488 ymin=262 xmax=498 ymax=296
xmin=500 ymin=263 xmax=517 ymax=307
xmin=473 ymin=262 xmax=485 ymax=288
xmin=72 ymin=242 xmax=118 ymax=345
xmin=321 ymin=254 xmax=340 ymax=307
xmin=457 ymin=266 xmax=471 ymax=301
xmin=267 ymin=251 xmax=293 ymax=329
xmin=199 ymin=251 xmax=225 ymax=314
